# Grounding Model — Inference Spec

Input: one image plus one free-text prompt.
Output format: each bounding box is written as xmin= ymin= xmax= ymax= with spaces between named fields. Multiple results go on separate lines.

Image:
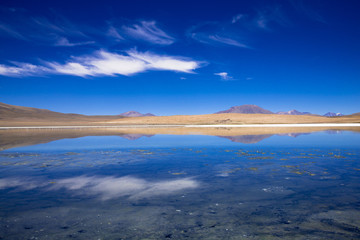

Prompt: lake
xmin=1 ymin=128 xmax=360 ymax=239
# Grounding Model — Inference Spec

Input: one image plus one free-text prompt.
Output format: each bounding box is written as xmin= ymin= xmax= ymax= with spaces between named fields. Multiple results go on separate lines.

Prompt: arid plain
xmin=1 ymin=102 xmax=360 ymax=151
xmin=1 ymin=102 xmax=360 ymax=127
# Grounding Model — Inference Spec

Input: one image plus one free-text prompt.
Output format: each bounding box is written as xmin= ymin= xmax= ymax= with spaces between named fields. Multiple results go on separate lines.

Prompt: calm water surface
xmin=1 ymin=130 xmax=360 ymax=239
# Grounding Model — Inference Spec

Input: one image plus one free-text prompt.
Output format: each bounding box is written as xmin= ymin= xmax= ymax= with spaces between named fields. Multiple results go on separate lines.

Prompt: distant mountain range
xmin=323 ymin=112 xmax=344 ymax=117
xmin=216 ymin=105 xmax=273 ymax=114
xmin=216 ymin=105 xmax=308 ymax=115
xmin=0 ymin=102 xmax=351 ymax=121
xmin=119 ymin=111 xmax=155 ymax=117
xmin=276 ymin=110 xmax=311 ymax=115
xmin=216 ymin=104 xmax=344 ymax=116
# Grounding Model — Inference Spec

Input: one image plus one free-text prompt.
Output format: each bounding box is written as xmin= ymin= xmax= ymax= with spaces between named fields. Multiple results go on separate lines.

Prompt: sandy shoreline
xmin=1 ymin=123 xmax=360 ymax=129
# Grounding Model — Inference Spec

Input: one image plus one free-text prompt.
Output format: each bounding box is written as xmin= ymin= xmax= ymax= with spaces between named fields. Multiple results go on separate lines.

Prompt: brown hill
xmin=0 ymin=102 xmax=85 ymax=119
xmin=0 ymin=102 xmax=157 ymax=120
xmin=0 ymin=102 xmax=125 ymax=125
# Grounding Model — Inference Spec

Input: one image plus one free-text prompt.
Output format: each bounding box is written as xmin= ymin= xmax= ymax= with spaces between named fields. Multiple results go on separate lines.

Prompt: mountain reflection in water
xmin=218 ymin=134 xmax=273 ymax=144
xmin=1 ymin=127 xmax=357 ymax=151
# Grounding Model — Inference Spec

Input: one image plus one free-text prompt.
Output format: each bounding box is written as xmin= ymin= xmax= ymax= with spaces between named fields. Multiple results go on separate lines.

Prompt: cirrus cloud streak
xmin=122 ymin=20 xmax=175 ymax=45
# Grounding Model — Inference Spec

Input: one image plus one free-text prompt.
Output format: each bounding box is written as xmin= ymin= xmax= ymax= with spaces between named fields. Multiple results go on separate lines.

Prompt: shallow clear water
xmin=1 ymin=130 xmax=360 ymax=239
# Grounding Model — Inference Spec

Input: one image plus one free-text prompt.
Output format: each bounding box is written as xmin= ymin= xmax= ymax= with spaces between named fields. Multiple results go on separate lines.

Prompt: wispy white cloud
xmin=214 ymin=72 xmax=235 ymax=81
xmin=122 ymin=20 xmax=175 ymax=45
xmin=252 ymin=7 xmax=289 ymax=30
xmin=0 ymin=22 xmax=27 ymax=40
xmin=54 ymin=37 xmax=95 ymax=47
xmin=0 ymin=176 xmax=200 ymax=201
xmin=190 ymin=5 xmax=288 ymax=49
xmin=289 ymin=0 xmax=326 ymax=23
xmin=190 ymin=32 xmax=249 ymax=48
xmin=188 ymin=22 xmax=249 ymax=48
xmin=208 ymin=35 xmax=249 ymax=48
xmin=49 ymin=50 xmax=201 ymax=76
xmin=0 ymin=50 xmax=203 ymax=77
xmin=232 ymin=14 xmax=244 ymax=24
xmin=127 ymin=50 xmax=201 ymax=73
xmin=0 ymin=9 xmax=177 ymax=47
xmin=31 ymin=16 xmax=88 ymax=38
xmin=0 ymin=62 xmax=48 ymax=77
xmin=107 ymin=25 xmax=124 ymax=41
xmin=0 ymin=10 xmax=94 ymax=47
xmin=255 ymin=14 xmax=268 ymax=29
xmin=48 ymin=50 xmax=147 ymax=77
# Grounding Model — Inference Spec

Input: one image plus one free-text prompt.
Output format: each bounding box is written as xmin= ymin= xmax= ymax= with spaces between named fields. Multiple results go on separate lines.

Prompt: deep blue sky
xmin=0 ymin=0 xmax=359 ymax=115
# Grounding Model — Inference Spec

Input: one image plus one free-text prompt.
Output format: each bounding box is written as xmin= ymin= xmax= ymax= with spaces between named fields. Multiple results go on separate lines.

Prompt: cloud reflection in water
xmin=0 ymin=176 xmax=200 ymax=200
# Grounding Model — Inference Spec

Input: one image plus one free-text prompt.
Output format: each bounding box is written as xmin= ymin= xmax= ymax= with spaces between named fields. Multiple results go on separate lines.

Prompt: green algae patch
xmin=221 ymin=168 xmax=242 ymax=174
xmin=169 ymin=171 xmax=186 ymax=175
xmin=282 ymin=165 xmax=298 ymax=168
xmin=64 ymin=152 xmax=80 ymax=155
xmin=248 ymin=156 xmax=274 ymax=160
